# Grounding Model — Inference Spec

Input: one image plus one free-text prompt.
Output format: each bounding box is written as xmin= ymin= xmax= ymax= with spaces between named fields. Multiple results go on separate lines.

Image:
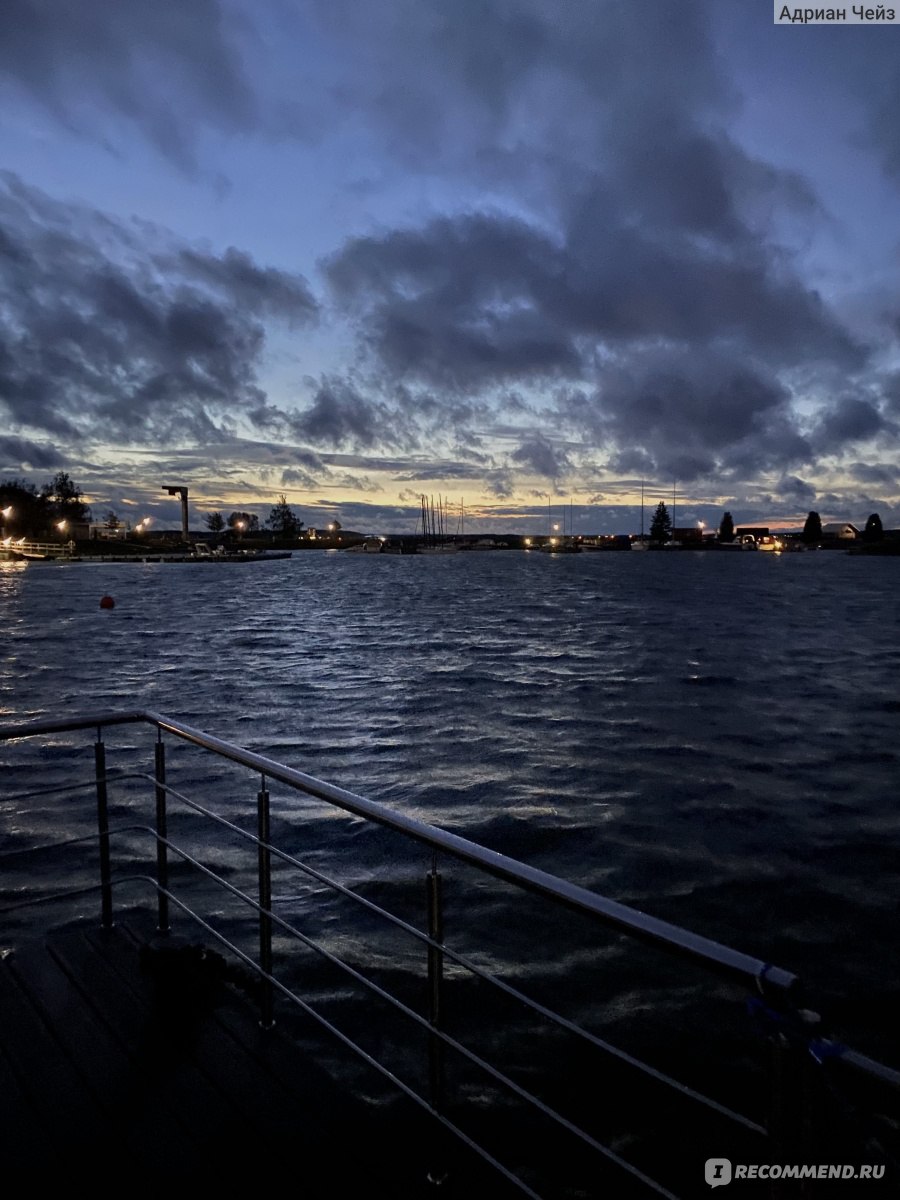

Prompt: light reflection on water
xmin=2 ymin=551 xmax=900 ymax=1071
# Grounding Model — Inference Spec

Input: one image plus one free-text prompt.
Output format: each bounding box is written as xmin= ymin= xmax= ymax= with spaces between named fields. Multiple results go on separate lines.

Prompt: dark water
xmin=2 ymin=550 xmax=899 ymax=1192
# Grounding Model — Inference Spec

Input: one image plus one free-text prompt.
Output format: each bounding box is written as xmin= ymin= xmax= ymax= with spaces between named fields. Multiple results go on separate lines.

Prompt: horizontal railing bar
xmin=145 ymin=773 xmax=764 ymax=1133
xmin=0 ymin=831 xmax=109 ymax=861
xmin=0 ymin=710 xmax=798 ymax=994
xmin=0 ymin=771 xmax=140 ymax=805
xmin=42 ymin=870 xmax=546 ymax=1200
xmin=0 ymin=711 xmax=146 ymax=739
xmin=4 ymin=715 xmax=895 ymax=1192
xmin=0 ymin=881 xmax=114 ymax=914
xmin=4 ymin=715 xmax=898 ymax=1101
xmin=840 ymin=1049 xmax=900 ymax=1090
xmin=148 ymin=883 xmax=551 ymax=1200
xmin=152 ymin=831 xmax=681 ymax=1194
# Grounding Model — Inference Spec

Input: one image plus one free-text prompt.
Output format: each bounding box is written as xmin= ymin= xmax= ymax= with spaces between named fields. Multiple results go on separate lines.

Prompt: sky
xmin=2 ymin=0 xmax=900 ymax=534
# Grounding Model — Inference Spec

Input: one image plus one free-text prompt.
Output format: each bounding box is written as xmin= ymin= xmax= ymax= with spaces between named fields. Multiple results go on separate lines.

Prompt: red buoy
xmin=99 ymin=595 xmax=115 ymax=609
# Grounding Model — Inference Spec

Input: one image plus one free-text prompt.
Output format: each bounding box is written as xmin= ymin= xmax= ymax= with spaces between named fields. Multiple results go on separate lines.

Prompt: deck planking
xmin=0 ymin=916 xmax=443 ymax=1189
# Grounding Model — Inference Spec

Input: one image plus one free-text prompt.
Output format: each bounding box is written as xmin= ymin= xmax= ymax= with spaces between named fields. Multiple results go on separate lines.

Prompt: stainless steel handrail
xmin=0 ymin=709 xmax=797 ymax=994
xmin=3 ymin=709 xmax=897 ymax=1198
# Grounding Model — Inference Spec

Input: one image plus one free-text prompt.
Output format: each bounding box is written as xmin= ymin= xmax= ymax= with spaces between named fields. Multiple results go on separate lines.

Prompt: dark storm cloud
xmin=392 ymin=461 xmax=486 ymax=482
xmin=325 ymin=214 xmax=580 ymax=388
xmin=847 ymin=462 xmax=898 ymax=486
xmin=812 ymin=397 xmax=889 ymax=448
xmin=879 ymin=370 xmax=900 ymax=416
xmin=291 ymin=378 xmax=395 ymax=449
xmin=775 ymin=475 xmax=817 ymax=504
xmin=173 ymin=248 xmax=317 ymax=323
xmin=553 ymin=354 xmax=813 ymax=483
xmin=326 ymin=206 xmax=861 ymax=395
xmin=510 ymin=434 xmax=570 ymax=479
xmin=314 ymin=0 xmax=872 ymax=487
xmin=0 ymin=0 xmax=259 ymax=171
xmin=486 ymin=469 xmax=515 ymax=499
xmin=307 ymin=0 xmax=727 ymax=185
xmin=280 ymin=467 xmax=319 ymax=489
xmin=0 ymin=174 xmax=317 ymax=444
xmin=0 ymin=435 xmax=62 ymax=469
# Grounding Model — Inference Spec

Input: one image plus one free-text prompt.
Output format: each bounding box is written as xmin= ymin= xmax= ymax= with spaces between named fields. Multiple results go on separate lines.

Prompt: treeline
xmin=0 ymin=473 xmax=90 ymax=538
xmin=647 ymin=504 xmax=887 ymax=544
xmin=203 ymin=494 xmax=304 ymax=538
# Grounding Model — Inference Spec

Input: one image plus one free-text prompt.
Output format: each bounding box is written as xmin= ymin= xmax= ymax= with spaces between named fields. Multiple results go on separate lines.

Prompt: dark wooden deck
xmin=0 ymin=915 xmax=446 ymax=1189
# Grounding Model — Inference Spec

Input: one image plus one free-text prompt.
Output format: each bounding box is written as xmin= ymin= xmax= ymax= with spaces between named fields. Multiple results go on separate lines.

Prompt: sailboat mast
xmin=640 ymin=480 xmax=644 ymax=539
xmin=672 ymin=480 xmax=676 ymax=542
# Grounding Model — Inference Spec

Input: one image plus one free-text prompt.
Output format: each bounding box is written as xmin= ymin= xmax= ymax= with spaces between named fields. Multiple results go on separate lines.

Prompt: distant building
xmin=672 ymin=527 xmax=703 ymax=543
xmin=735 ymin=527 xmax=770 ymax=540
xmin=821 ymin=523 xmax=859 ymax=540
xmin=89 ymin=522 xmax=127 ymax=540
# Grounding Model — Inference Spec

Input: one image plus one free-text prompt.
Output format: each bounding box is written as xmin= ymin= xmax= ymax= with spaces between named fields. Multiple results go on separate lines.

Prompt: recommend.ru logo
xmin=706 ymin=1159 xmax=733 ymax=1188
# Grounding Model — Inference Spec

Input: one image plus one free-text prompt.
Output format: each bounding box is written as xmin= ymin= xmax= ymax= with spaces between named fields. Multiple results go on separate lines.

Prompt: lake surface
xmin=2 ymin=549 xmax=898 ymax=1190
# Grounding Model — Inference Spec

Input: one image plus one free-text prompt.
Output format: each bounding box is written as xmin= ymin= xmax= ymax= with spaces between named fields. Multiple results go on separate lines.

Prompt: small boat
xmin=344 ymin=538 xmax=384 ymax=554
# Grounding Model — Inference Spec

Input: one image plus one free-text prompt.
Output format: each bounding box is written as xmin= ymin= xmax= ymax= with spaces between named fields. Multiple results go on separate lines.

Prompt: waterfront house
xmin=821 ymin=522 xmax=859 ymax=540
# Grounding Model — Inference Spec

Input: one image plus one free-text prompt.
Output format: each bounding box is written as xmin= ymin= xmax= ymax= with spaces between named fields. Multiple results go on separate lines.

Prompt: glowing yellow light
xmin=524 ymin=537 xmax=531 ymax=546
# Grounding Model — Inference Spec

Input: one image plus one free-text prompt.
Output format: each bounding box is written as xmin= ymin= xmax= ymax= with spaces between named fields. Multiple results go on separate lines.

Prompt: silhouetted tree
xmin=863 ymin=513 xmax=884 ymax=543
xmin=267 ymin=494 xmax=302 ymax=537
xmin=41 ymin=471 xmax=90 ymax=522
xmin=649 ymin=502 xmax=672 ymax=543
xmin=227 ymin=511 xmax=259 ymax=533
xmin=719 ymin=511 xmax=735 ymax=543
xmin=104 ymin=509 xmax=121 ymax=531
xmin=0 ymin=479 xmax=51 ymax=537
xmin=802 ymin=511 xmax=822 ymax=544
xmin=204 ymin=511 xmax=225 ymax=533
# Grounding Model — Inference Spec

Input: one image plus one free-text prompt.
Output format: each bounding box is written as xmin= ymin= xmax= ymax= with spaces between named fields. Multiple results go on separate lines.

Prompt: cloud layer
xmin=1 ymin=0 xmax=899 ymax=524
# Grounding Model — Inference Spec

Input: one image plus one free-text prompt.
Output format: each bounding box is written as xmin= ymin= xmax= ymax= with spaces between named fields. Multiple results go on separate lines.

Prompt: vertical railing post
xmin=258 ymin=775 xmax=274 ymax=1029
xmin=426 ymin=854 xmax=448 ymax=1187
xmin=766 ymin=1013 xmax=818 ymax=1200
xmin=154 ymin=736 xmax=169 ymax=935
xmin=94 ymin=730 xmax=113 ymax=929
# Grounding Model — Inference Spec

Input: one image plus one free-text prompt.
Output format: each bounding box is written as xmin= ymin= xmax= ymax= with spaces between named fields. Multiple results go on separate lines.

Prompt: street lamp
xmin=236 ymin=520 xmax=246 ymax=541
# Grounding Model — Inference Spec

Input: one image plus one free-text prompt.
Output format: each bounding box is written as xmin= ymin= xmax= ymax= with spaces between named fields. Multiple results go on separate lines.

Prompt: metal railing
xmin=0 ymin=539 xmax=74 ymax=558
xmin=1 ymin=709 xmax=897 ymax=1198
